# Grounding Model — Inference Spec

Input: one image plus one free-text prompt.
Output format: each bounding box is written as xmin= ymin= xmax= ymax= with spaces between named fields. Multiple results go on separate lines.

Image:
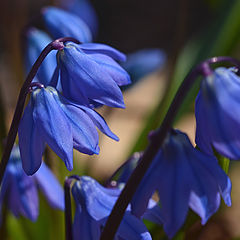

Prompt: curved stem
xmin=0 ymin=37 xmax=80 ymax=185
xmin=64 ymin=175 xmax=81 ymax=240
xmin=100 ymin=56 xmax=240 ymax=239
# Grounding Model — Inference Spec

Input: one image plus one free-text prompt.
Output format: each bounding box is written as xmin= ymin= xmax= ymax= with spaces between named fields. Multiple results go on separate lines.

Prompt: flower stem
xmin=0 ymin=37 xmax=80 ymax=185
xmin=100 ymin=56 xmax=240 ymax=239
xmin=64 ymin=175 xmax=81 ymax=240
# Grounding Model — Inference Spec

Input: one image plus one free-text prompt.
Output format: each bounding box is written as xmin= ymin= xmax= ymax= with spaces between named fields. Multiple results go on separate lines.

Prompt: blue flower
xmin=59 ymin=0 xmax=98 ymax=37
xmin=18 ymin=86 xmax=118 ymax=175
xmin=42 ymin=6 xmax=92 ymax=43
xmin=121 ymin=48 xmax=166 ymax=90
xmin=71 ymin=176 xmax=152 ymax=240
xmin=24 ymin=28 xmax=57 ymax=86
xmin=196 ymin=67 xmax=240 ymax=160
xmin=55 ymin=42 xmax=130 ymax=108
xmin=0 ymin=146 xmax=64 ymax=222
xmin=131 ymin=129 xmax=231 ymax=238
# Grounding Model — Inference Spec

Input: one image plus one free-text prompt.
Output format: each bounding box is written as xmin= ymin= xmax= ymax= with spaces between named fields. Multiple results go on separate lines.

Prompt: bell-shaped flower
xmin=195 ymin=67 xmax=240 ymax=160
xmin=131 ymin=129 xmax=231 ymax=238
xmin=18 ymin=86 xmax=118 ymax=175
xmin=42 ymin=6 xmax=92 ymax=43
xmin=24 ymin=28 xmax=56 ymax=86
xmin=71 ymin=176 xmax=152 ymax=240
xmin=59 ymin=0 xmax=98 ymax=37
xmin=55 ymin=42 xmax=130 ymax=108
xmin=0 ymin=146 xmax=64 ymax=222
xmin=121 ymin=48 xmax=166 ymax=90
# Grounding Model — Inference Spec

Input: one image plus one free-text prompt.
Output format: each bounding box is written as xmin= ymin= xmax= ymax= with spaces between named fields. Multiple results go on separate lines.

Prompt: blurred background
xmin=0 ymin=0 xmax=240 ymax=239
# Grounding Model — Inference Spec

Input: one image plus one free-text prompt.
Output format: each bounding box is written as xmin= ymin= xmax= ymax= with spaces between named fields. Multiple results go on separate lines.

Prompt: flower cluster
xmin=1 ymin=0 xmax=240 ymax=239
xmin=110 ymin=65 xmax=240 ymax=238
xmin=20 ymin=10 xmax=131 ymax=175
xmin=1 ymin=2 xmax=133 ymax=226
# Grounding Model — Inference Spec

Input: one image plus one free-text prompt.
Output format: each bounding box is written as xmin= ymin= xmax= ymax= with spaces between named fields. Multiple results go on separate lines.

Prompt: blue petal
xmin=86 ymin=53 xmax=131 ymax=86
xmin=49 ymin=88 xmax=100 ymax=154
xmin=187 ymin=160 xmax=221 ymax=224
xmin=131 ymin=152 xmax=160 ymax=218
xmin=9 ymin=168 xmax=39 ymax=221
xmin=117 ymin=153 xmax=141 ymax=184
xmin=34 ymin=162 xmax=64 ymax=210
xmin=24 ymin=28 xmax=56 ymax=86
xmin=156 ymin=153 xmax=191 ymax=238
xmin=79 ymin=105 xmax=119 ymax=141
xmin=62 ymin=104 xmax=100 ymax=155
xmin=42 ymin=7 xmax=92 ymax=43
xmin=72 ymin=177 xmax=117 ymax=220
xmin=0 ymin=170 xmax=12 ymax=224
xmin=195 ymin=91 xmax=214 ymax=156
xmin=143 ymin=202 xmax=163 ymax=226
xmin=32 ymin=88 xmax=73 ymax=171
xmin=101 ymin=212 xmax=152 ymax=240
xmin=18 ymin=101 xmax=45 ymax=175
xmin=58 ymin=43 xmax=125 ymax=108
xmin=194 ymin=151 xmax=232 ymax=207
xmin=81 ymin=43 xmax=126 ymax=61
xmin=58 ymin=60 xmax=90 ymax=105
xmin=73 ymin=206 xmax=100 ymax=240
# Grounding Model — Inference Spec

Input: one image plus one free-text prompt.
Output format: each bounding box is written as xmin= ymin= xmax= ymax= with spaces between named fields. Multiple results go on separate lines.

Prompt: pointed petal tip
xmin=105 ymin=130 xmax=119 ymax=142
xmin=117 ymin=102 xmax=126 ymax=109
xmin=95 ymin=146 xmax=100 ymax=154
xmin=65 ymin=162 xmax=73 ymax=172
xmin=113 ymin=134 xmax=119 ymax=142
xmin=30 ymin=213 xmax=39 ymax=222
xmin=222 ymin=178 xmax=232 ymax=207
xmin=224 ymin=194 xmax=232 ymax=207
xmin=200 ymin=214 xmax=211 ymax=226
xmin=23 ymin=163 xmax=41 ymax=176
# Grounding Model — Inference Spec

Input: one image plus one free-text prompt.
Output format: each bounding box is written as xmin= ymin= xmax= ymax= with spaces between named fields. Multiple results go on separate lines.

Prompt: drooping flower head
xmin=24 ymin=28 xmax=56 ymax=86
xmin=42 ymin=6 xmax=92 ymax=43
xmin=71 ymin=176 xmax=152 ymax=240
xmin=195 ymin=67 xmax=240 ymax=160
xmin=18 ymin=86 xmax=118 ymax=175
xmin=0 ymin=146 xmax=64 ymax=222
xmin=55 ymin=42 xmax=131 ymax=108
xmin=130 ymin=129 xmax=231 ymax=238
